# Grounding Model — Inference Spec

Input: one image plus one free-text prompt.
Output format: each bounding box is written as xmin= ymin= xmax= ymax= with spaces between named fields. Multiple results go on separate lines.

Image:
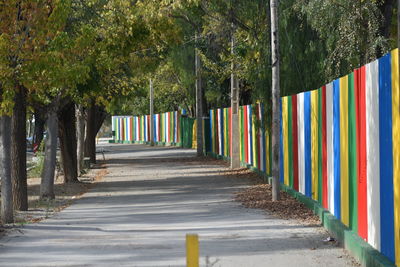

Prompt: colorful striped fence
xmin=111 ymin=49 xmax=400 ymax=266
xmin=112 ymin=111 xmax=182 ymax=145
xmin=279 ymin=49 xmax=400 ymax=265
xmin=205 ymin=49 xmax=400 ymax=266
xmin=208 ymin=104 xmax=271 ymax=174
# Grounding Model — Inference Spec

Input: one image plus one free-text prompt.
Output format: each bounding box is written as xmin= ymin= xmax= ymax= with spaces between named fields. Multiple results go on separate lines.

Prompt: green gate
xmin=180 ymin=116 xmax=195 ymax=148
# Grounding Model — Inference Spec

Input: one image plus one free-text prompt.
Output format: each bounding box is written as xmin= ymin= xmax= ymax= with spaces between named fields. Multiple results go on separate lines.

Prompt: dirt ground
xmin=223 ymin=167 xmax=321 ymax=225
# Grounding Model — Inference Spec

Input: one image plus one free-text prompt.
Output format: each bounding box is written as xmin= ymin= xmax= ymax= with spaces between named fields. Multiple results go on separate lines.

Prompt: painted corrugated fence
xmin=111 ymin=111 xmax=182 ymax=145
xmin=206 ymin=49 xmax=400 ymax=266
xmin=110 ymin=49 xmax=400 ymax=266
xmin=208 ymin=104 xmax=271 ymax=174
xmin=279 ymin=49 xmax=400 ymax=265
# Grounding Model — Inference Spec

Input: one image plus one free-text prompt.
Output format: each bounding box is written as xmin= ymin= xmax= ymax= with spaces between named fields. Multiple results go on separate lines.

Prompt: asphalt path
xmin=0 ymin=144 xmax=357 ymax=267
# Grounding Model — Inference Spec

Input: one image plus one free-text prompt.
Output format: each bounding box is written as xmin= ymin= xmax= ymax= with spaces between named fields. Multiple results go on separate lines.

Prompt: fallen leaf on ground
xmin=222 ymin=167 xmax=321 ymax=225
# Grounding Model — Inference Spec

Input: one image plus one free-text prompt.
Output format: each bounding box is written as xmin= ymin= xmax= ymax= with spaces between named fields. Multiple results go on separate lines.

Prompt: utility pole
xmin=149 ymin=78 xmax=154 ymax=146
xmin=270 ymin=0 xmax=280 ymax=201
xmin=195 ymin=32 xmax=203 ymax=156
xmin=0 ymin=115 xmax=14 ymax=223
xmin=231 ymin=24 xmax=240 ymax=169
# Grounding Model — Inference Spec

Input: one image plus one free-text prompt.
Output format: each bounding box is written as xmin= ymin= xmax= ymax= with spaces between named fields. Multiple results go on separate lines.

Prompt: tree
xmin=59 ymin=102 xmax=78 ymax=182
xmin=0 ymin=0 xmax=78 ymax=206
xmin=76 ymin=104 xmax=86 ymax=175
xmin=0 ymin=1 xmax=42 ymax=210
xmin=11 ymin=84 xmax=28 ymax=210
xmin=0 ymin=2 xmax=36 ymax=211
xmin=0 ymin=85 xmax=13 ymax=223
xmin=80 ymin=0 xmax=187 ymax=163
xmin=85 ymin=100 xmax=106 ymax=164
xmin=22 ymin=1 xmax=93 ymax=197
xmin=40 ymin=105 xmax=58 ymax=199
xmin=293 ymin=0 xmax=391 ymax=79
xmin=0 ymin=115 xmax=13 ymax=223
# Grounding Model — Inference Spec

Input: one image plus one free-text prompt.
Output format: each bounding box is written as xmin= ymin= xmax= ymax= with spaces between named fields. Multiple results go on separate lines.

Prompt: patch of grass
xmin=27 ymin=142 xmax=45 ymax=179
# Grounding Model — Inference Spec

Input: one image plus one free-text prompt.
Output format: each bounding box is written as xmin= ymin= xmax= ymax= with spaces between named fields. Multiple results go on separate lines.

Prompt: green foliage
xmin=0 ymin=1 xmax=72 ymax=113
xmin=0 ymin=0 xmax=396 ymax=127
xmin=280 ymin=0 xmax=327 ymax=94
xmin=293 ymin=0 xmax=390 ymax=80
xmin=140 ymin=0 xmax=395 ymax=114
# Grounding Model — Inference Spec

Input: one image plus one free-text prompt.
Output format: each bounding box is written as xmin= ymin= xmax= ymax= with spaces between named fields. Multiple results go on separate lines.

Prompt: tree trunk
xmin=85 ymin=102 xmax=97 ymax=164
xmin=84 ymin=101 xmax=107 ymax=164
xmin=195 ymin=32 xmax=203 ymax=157
xmin=40 ymin=110 xmax=58 ymax=200
xmin=59 ymin=102 xmax=78 ymax=183
xmin=76 ymin=105 xmax=86 ymax=176
xmin=0 ymin=115 xmax=14 ymax=223
xmin=270 ymin=0 xmax=280 ymax=201
xmin=379 ymin=0 xmax=395 ymax=39
xmin=11 ymin=85 xmax=28 ymax=211
xmin=33 ymin=108 xmax=46 ymax=150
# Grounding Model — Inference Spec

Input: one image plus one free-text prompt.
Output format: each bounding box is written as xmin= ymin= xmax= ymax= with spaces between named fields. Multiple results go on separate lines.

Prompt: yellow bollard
xmin=186 ymin=234 xmax=199 ymax=267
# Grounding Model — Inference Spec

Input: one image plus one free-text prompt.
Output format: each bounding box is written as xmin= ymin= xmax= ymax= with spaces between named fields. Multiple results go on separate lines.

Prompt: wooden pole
xmin=231 ymin=24 xmax=240 ymax=169
xmin=150 ymin=78 xmax=154 ymax=146
xmin=195 ymin=32 xmax=203 ymax=156
xmin=270 ymin=0 xmax=281 ymax=201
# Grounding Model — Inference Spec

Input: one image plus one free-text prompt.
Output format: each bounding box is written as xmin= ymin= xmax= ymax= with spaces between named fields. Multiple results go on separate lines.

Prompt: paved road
xmin=0 ymin=144 xmax=357 ymax=267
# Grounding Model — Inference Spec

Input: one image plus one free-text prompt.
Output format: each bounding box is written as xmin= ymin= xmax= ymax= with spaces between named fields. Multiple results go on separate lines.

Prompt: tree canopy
xmin=0 ymin=0 xmax=396 ymax=116
xmin=108 ymin=0 xmax=396 ymax=115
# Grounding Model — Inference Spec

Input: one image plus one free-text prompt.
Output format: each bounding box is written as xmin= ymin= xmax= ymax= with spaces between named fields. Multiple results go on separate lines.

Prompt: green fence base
xmin=280 ymin=184 xmax=394 ymax=267
xmin=206 ymin=151 xmax=395 ymax=267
